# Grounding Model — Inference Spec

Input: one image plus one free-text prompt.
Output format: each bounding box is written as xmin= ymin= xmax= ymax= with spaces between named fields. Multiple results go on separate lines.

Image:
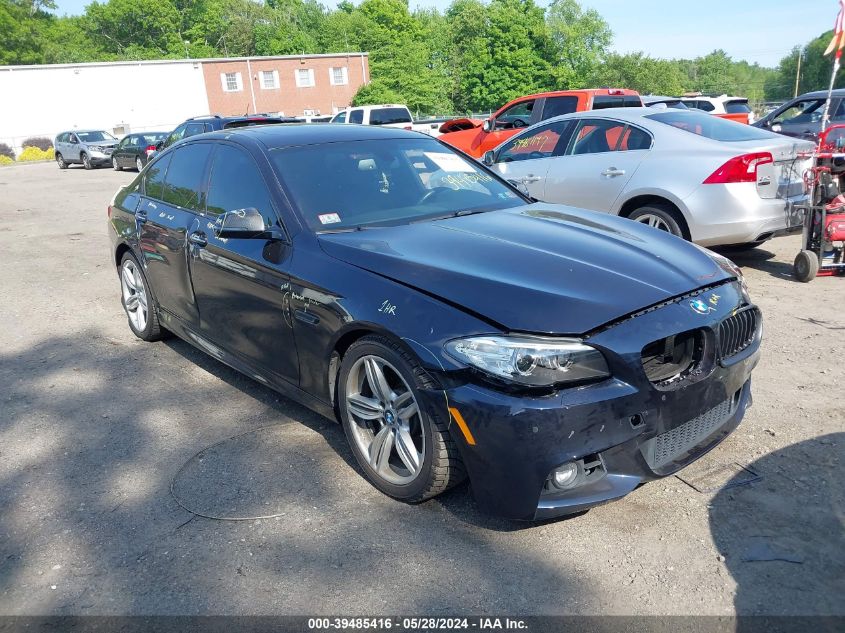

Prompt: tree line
xmin=0 ymin=0 xmax=835 ymax=114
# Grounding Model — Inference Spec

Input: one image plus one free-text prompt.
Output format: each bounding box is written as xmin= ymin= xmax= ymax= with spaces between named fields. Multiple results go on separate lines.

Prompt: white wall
xmin=0 ymin=61 xmax=211 ymax=155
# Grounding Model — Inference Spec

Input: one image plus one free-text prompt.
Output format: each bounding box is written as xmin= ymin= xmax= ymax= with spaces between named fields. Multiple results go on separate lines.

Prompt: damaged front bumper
xmin=421 ymin=282 xmax=761 ymax=521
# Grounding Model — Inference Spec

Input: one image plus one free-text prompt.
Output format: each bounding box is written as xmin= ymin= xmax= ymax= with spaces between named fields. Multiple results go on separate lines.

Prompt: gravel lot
xmin=0 ymin=162 xmax=842 ymax=616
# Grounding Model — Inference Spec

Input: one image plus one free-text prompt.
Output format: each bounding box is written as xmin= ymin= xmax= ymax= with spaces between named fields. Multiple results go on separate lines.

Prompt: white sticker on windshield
xmin=318 ymin=213 xmax=341 ymax=225
xmin=424 ymin=152 xmax=475 ymax=173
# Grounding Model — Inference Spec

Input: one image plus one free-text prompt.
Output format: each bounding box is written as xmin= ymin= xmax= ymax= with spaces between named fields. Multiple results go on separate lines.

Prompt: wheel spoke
xmin=364 ymin=357 xmax=393 ymax=403
xmin=125 ymin=295 xmax=139 ymax=311
xmin=369 ymin=425 xmax=394 ymax=472
xmin=394 ymin=427 xmax=420 ymax=475
xmin=396 ymin=400 xmax=419 ymax=421
xmin=121 ymin=267 xmax=136 ymax=292
xmin=347 ymin=394 xmax=384 ymax=420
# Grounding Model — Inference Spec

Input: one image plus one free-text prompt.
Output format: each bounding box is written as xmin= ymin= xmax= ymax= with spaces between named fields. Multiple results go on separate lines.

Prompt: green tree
xmin=591 ymin=52 xmax=687 ymax=96
xmin=545 ymin=0 xmax=611 ymax=89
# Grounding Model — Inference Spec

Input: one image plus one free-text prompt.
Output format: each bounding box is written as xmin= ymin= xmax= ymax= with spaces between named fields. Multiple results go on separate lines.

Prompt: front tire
xmin=338 ymin=335 xmax=466 ymax=503
xmin=56 ymin=153 xmax=67 ymax=169
xmin=112 ymin=156 xmax=122 ymax=171
xmin=628 ymin=204 xmax=686 ymax=239
xmin=119 ymin=252 xmax=165 ymax=341
xmin=82 ymin=152 xmax=93 ymax=170
xmin=793 ymin=249 xmax=819 ymax=282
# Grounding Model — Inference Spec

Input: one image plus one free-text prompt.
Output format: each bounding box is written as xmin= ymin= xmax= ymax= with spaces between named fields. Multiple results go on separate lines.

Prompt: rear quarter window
xmin=725 ymin=101 xmax=751 ymax=114
xmin=143 ymin=153 xmax=172 ymax=200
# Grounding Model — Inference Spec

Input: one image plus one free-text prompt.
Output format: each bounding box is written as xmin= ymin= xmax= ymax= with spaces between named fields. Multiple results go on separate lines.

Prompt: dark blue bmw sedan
xmin=107 ymin=124 xmax=761 ymax=520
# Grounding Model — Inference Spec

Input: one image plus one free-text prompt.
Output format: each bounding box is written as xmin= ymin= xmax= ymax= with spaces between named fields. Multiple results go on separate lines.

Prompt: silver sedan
xmin=482 ymin=107 xmax=814 ymax=247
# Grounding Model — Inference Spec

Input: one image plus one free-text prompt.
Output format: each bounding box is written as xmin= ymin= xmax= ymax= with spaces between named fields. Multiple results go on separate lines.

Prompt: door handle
xmin=601 ymin=168 xmax=626 ymax=177
xmin=294 ymin=309 xmax=320 ymax=325
xmin=188 ymin=231 xmax=207 ymax=247
xmin=520 ymin=175 xmax=542 ymax=183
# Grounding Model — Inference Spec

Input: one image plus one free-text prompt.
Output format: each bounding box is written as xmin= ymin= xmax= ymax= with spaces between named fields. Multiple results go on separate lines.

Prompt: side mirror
xmin=771 ymin=123 xmax=782 ymax=133
xmin=508 ymin=179 xmax=532 ymax=198
xmin=482 ymin=150 xmax=495 ymax=166
xmin=482 ymin=118 xmax=493 ymax=133
xmin=214 ymin=207 xmax=268 ymax=238
xmin=155 ymin=141 xmax=164 ymax=150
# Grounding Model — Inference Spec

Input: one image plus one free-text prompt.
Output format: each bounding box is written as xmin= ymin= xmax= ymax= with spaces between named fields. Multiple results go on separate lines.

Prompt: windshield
xmin=369 ymin=108 xmax=413 ymax=125
xmin=647 ymin=110 xmax=775 ymax=142
xmin=77 ymin=131 xmax=116 ymax=142
xmin=272 ymin=138 xmax=524 ymax=232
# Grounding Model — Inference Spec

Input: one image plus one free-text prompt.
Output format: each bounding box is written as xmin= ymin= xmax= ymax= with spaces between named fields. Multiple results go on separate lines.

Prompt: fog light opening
xmin=552 ymin=462 xmax=580 ymax=489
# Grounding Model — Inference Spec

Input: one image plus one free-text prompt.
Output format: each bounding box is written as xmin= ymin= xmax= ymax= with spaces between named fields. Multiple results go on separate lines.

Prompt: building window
xmin=295 ymin=68 xmax=315 ymax=88
xmin=261 ymin=70 xmax=279 ymax=90
xmin=330 ymin=66 xmax=348 ymax=86
xmin=221 ymin=72 xmax=242 ymax=92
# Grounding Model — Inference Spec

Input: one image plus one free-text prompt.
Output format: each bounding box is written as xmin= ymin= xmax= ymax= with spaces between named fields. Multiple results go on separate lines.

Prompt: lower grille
xmin=719 ymin=307 xmax=759 ymax=359
xmin=642 ymin=394 xmax=738 ymax=470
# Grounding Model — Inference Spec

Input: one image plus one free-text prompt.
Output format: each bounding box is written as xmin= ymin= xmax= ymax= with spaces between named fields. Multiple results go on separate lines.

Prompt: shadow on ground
xmin=710 ymin=433 xmax=844 ymax=618
xmin=0 ymin=329 xmax=593 ymax=615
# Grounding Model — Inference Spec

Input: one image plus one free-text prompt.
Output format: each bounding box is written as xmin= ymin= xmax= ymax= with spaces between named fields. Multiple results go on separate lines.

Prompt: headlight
xmin=444 ymin=335 xmax=610 ymax=387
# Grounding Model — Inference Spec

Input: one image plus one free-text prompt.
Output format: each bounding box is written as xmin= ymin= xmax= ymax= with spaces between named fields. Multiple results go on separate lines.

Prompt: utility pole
xmin=794 ymin=50 xmax=802 ymax=98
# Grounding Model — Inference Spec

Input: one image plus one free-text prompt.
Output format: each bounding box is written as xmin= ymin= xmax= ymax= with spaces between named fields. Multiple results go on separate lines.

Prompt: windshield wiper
xmin=317 ymin=225 xmax=382 ymax=234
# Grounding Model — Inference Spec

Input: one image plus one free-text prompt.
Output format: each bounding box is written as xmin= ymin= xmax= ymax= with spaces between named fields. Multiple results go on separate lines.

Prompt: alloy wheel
xmin=136 ymin=157 xmax=143 ymax=171
xmin=635 ymin=213 xmax=672 ymax=233
xmin=120 ymin=259 xmax=149 ymax=332
xmin=345 ymin=355 xmax=424 ymax=485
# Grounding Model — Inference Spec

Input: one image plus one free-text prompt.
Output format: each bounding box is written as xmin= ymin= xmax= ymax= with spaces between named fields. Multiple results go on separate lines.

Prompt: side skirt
xmin=158 ymin=308 xmax=338 ymax=422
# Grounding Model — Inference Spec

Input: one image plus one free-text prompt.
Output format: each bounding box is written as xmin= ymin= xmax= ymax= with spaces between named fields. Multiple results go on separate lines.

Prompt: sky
xmin=51 ymin=0 xmax=837 ymax=68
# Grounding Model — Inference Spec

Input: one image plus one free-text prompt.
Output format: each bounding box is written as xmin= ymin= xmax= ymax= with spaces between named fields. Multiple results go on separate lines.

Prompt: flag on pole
xmin=824 ymin=0 xmax=845 ymax=56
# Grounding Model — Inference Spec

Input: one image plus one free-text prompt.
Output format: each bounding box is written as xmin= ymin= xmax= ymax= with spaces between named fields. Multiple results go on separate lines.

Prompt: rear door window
xmin=161 ymin=144 xmax=213 ymax=210
xmin=144 ymin=153 xmax=172 ymax=200
xmin=569 ymin=119 xmax=627 ymax=154
xmin=541 ymin=96 xmax=578 ymax=119
xmin=349 ymin=109 xmax=364 ymax=124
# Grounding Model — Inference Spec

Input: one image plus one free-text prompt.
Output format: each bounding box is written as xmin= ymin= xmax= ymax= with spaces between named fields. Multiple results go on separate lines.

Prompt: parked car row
xmin=482 ymin=107 xmax=813 ymax=248
xmin=107 ymin=123 xmax=763 ymax=520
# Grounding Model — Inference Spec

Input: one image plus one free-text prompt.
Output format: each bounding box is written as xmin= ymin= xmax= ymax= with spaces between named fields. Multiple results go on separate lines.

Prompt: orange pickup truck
xmin=438 ymin=88 xmax=642 ymax=158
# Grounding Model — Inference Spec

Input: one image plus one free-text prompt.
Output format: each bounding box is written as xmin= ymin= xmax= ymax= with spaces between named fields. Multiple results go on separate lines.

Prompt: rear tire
xmin=338 ymin=335 xmax=466 ymax=503
xmin=112 ymin=156 xmax=122 ymax=171
xmin=56 ymin=153 xmax=67 ymax=169
xmin=628 ymin=204 xmax=686 ymax=239
xmin=136 ymin=157 xmax=144 ymax=172
xmin=119 ymin=252 xmax=166 ymax=341
xmin=82 ymin=152 xmax=93 ymax=170
xmin=793 ymin=250 xmax=819 ymax=282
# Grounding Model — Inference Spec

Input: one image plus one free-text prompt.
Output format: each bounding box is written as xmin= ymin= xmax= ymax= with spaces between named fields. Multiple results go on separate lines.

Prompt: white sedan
xmin=482 ymin=107 xmax=814 ymax=247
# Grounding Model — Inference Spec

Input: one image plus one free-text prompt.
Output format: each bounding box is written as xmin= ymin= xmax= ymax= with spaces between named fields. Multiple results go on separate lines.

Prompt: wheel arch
xmin=114 ymin=242 xmax=133 ymax=269
xmin=618 ymin=194 xmax=691 ymax=241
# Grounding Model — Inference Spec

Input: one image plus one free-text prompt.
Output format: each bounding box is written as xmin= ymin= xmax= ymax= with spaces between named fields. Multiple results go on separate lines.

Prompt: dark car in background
xmin=111 ymin=132 xmax=168 ymax=172
xmin=55 ymin=129 xmax=119 ymax=169
xmin=754 ymin=89 xmax=845 ymax=141
xmin=107 ymin=125 xmax=761 ymax=520
xmin=159 ymin=114 xmax=299 ymax=150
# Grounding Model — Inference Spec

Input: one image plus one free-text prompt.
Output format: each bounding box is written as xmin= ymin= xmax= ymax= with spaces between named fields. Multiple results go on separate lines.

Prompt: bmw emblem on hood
xmin=690 ymin=298 xmax=712 ymax=315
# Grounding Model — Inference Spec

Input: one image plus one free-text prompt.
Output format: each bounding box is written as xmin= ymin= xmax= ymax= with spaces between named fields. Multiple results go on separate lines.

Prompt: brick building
xmin=0 ymin=53 xmax=369 ymax=153
xmin=204 ymin=53 xmax=369 ymax=117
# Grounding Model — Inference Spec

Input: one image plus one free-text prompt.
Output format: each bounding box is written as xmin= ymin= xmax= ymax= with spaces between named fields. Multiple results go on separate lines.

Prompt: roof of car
xmin=799 ymin=89 xmax=845 ymax=99
xmin=208 ymin=123 xmax=425 ymax=148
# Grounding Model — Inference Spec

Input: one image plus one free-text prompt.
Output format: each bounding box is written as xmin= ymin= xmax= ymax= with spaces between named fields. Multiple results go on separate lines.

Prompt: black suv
xmin=159 ymin=114 xmax=299 ymax=150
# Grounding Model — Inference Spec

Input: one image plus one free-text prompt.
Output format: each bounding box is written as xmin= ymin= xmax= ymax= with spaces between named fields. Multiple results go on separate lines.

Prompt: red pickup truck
xmin=438 ymin=88 xmax=642 ymax=158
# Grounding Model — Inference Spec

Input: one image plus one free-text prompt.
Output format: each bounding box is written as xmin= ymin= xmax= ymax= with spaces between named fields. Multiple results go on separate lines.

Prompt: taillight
xmin=704 ymin=152 xmax=773 ymax=184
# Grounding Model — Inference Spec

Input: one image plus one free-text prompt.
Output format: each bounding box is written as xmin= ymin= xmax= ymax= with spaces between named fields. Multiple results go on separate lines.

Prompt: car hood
xmin=88 ymin=140 xmax=119 ymax=148
xmin=318 ymin=205 xmax=731 ymax=335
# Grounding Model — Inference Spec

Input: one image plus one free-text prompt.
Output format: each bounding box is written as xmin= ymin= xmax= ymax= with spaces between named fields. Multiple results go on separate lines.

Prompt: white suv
xmin=680 ymin=94 xmax=755 ymax=124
